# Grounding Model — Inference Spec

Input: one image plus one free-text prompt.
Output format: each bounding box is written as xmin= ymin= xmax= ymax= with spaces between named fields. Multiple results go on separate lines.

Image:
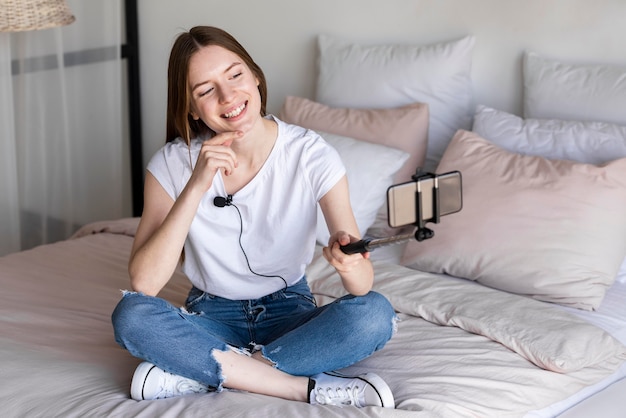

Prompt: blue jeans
xmin=111 ymin=278 xmax=396 ymax=390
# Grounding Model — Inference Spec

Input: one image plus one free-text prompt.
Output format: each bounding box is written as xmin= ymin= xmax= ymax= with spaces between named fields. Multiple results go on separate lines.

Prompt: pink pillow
xmin=401 ymin=130 xmax=626 ymax=310
xmin=279 ymin=96 xmax=429 ymax=182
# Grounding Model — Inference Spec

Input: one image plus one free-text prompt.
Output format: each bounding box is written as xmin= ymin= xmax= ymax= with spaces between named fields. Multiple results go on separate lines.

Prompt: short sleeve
xmin=302 ymin=131 xmax=346 ymax=202
xmin=146 ymin=139 xmax=195 ymax=200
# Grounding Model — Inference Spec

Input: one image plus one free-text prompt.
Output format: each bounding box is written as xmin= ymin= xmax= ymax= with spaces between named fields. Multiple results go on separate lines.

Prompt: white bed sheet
xmin=562 ymin=281 xmax=626 ymax=345
xmin=368 ymin=238 xmax=626 ymax=417
xmin=527 ymin=280 xmax=626 ymax=417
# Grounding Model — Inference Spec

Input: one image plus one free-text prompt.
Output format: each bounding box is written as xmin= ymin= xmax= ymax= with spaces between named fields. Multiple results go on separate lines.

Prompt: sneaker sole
xmin=326 ymin=372 xmax=395 ymax=408
xmin=130 ymin=362 xmax=158 ymax=400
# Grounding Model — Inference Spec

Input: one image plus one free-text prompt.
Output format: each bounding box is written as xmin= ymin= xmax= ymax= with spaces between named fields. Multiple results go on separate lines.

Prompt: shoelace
xmin=154 ymin=374 xmax=207 ymax=398
xmin=314 ymin=384 xmax=362 ymax=406
xmin=175 ymin=380 xmax=207 ymax=394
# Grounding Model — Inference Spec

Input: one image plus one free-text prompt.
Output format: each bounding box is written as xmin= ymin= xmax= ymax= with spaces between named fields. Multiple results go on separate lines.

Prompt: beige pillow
xmin=401 ymin=130 xmax=626 ymax=310
xmin=279 ymin=96 xmax=429 ymax=183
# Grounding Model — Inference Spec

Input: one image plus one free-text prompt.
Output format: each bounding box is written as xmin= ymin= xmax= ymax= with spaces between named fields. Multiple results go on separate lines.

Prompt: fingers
xmin=186 ymin=131 xmax=243 ymax=192
xmin=205 ymin=130 xmax=243 ymax=147
xmin=322 ymin=243 xmax=367 ymax=275
xmin=323 ymin=232 xmax=368 ymax=267
xmin=198 ymin=132 xmax=241 ymax=176
xmin=202 ymin=148 xmax=237 ymax=176
xmin=336 ymin=232 xmax=351 ymax=246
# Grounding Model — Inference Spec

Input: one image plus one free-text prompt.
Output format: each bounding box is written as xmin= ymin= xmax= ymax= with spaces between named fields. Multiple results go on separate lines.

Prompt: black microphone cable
xmin=214 ymin=195 xmax=288 ymax=290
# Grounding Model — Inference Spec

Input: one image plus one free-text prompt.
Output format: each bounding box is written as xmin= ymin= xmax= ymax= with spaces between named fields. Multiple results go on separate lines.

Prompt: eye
xmin=198 ymin=87 xmax=213 ymax=98
xmin=231 ymin=71 xmax=242 ymax=80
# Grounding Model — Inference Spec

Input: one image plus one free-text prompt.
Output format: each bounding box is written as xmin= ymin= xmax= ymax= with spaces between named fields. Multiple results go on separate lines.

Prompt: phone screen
xmin=387 ymin=171 xmax=462 ymax=228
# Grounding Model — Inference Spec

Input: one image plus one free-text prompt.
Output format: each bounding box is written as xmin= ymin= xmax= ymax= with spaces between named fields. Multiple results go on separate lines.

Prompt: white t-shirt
xmin=146 ymin=116 xmax=345 ymax=300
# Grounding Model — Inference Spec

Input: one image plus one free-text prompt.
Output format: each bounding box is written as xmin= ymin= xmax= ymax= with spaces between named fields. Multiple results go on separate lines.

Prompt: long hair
xmin=165 ymin=26 xmax=268 ymax=145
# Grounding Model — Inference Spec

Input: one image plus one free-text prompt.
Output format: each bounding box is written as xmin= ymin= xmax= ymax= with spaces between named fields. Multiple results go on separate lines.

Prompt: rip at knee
xmin=209 ymin=346 xmax=232 ymax=392
xmin=250 ymin=343 xmax=279 ymax=369
xmin=120 ymin=289 xmax=138 ymax=297
xmin=211 ymin=345 xmax=258 ymax=392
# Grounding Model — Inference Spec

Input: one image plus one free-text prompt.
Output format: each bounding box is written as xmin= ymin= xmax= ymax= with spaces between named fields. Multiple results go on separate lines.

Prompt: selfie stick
xmin=340 ymin=171 xmax=440 ymax=255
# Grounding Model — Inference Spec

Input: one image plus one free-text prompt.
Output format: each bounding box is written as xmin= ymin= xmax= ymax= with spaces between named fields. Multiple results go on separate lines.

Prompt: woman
xmin=111 ymin=26 xmax=396 ymax=408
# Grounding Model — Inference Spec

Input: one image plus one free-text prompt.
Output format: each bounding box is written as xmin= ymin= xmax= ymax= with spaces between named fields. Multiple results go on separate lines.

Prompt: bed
xmin=2 ymin=34 xmax=626 ymax=417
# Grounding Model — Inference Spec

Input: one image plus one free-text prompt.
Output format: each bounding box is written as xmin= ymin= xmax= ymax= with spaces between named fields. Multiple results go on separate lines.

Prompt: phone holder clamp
xmin=411 ymin=170 xmax=440 ymax=242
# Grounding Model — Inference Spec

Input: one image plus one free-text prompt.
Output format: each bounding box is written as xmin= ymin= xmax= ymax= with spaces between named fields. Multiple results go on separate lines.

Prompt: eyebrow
xmin=191 ymin=61 xmax=242 ymax=92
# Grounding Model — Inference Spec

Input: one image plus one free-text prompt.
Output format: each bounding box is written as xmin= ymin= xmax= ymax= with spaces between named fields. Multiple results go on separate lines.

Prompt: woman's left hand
xmin=322 ymin=231 xmax=373 ymax=296
xmin=323 ymin=231 xmax=369 ymax=270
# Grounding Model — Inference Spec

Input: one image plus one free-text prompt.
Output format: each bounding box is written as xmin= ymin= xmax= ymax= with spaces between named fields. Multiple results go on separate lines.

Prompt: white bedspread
xmin=0 ymin=218 xmax=624 ymax=417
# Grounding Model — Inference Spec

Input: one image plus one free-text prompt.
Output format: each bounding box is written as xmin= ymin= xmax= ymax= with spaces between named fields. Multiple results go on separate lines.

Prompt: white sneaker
xmin=130 ymin=362 xmax=209 ymax=400
xmin=309 ymin=372 xmax=395 ymax=408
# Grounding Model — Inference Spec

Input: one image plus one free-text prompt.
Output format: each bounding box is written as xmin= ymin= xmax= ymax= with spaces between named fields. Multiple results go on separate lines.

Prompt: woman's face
xmin=188 ymin=45 xmax=261 ymax=135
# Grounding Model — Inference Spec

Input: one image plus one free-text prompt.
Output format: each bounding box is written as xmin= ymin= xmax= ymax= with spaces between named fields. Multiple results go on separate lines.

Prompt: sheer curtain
xmin=0 ymin=0 xmax=127 ymax=256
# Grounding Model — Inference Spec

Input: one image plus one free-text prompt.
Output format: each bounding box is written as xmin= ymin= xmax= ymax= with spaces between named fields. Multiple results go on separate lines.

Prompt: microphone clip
xmin=214 ymin=194 xmax=234 ymax=208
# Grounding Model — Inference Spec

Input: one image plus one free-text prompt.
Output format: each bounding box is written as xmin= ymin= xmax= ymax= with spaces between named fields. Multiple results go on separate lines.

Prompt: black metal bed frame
xmin=122 ymin=0 xmax=143 ymax=216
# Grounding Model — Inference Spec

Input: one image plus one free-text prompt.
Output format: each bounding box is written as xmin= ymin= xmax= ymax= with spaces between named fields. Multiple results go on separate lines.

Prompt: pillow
xmin=472 ymin=105 xmax=626 ymax=165
xmin=618 ymin=258 xmax=626 ymax=285
xmin=315 ymin=131 xmax=409 ymax=245
xmin=472 ymin=104 xmax=626 ymax=284
xmin=316 ymin=34 xmax=475 ymax=172
xmin=401 ymin=130 xmax=626 ymax=310
xmin=523 ymin=52 xmax=626 ymax=125
xmin=613 ymin=234 xmax=626 ymax=286
xmin=280 ymin=97 xmax=429 ymax=183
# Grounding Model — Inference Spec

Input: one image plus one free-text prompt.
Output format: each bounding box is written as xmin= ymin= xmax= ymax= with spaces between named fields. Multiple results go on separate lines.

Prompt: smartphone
xmin=387 ymin=171 xmax=462 ymax=228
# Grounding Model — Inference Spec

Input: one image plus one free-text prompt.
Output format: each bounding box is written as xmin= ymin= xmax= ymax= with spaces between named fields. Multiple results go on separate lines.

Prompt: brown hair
xmin=165 ymin=26 xmax=268 ymax=144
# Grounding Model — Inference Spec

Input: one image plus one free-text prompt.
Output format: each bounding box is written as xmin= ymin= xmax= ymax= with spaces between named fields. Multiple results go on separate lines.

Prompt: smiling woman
xmin=111 ymin=25 xmax=397 ymax=408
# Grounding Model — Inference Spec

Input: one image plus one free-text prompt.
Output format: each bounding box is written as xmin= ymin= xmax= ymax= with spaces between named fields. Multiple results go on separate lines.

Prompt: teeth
xmin=224 ymin=103 xmax=246 ymax=118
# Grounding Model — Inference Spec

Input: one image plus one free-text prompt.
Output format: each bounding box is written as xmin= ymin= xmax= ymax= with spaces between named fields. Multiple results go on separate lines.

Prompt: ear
xmin=189 ymin=101 xmax=200 ymax=120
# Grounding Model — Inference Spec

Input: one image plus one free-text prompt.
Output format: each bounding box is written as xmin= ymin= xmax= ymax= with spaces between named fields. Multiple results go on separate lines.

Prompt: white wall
xmin=137 ymin=0 xmax=626 ymax=165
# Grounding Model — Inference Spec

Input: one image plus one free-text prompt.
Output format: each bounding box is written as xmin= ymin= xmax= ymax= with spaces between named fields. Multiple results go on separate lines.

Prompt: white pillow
xmin=316 ymin=34 xmax=475 ymax=172
xmin=523 ymin=52 xmax=626 ymax=125
xmin=315 ymin=131 xmax=409 ymax=245
xmin=619 ymin=259 xmax=626 ymax=284
xmin=472 ymin=105 xmax=626 ymax=165
xmin=615 ymin=258 xmax=626 ymax=283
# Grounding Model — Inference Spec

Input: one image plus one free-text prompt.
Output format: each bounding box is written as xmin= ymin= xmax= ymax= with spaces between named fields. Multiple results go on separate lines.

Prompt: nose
xmin=217 ymin=84 xmax=235 ymax=104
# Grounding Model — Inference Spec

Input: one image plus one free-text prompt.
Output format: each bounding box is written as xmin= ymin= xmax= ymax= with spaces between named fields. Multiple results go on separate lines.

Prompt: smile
xmin=222 ymin=102 xmax=246 ymax=119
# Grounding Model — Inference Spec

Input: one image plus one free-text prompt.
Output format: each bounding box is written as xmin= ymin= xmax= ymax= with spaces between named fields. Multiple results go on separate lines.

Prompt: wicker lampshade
xmin=0 ymin=0 xmax=75 ymax=32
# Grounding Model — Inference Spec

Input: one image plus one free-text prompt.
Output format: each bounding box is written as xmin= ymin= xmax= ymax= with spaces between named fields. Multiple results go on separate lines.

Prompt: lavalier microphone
xmin=213 ymin=194 xmax=233 ymax=208
xmin=211 ymin=193 xmax=287 ymax=289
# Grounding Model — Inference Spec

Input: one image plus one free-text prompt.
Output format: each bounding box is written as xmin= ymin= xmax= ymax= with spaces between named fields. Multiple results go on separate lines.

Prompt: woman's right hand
xmin=128 ymin=131 xmax=242 ymax=295
xmin=187 ymin=130 xmax=242 ymax=193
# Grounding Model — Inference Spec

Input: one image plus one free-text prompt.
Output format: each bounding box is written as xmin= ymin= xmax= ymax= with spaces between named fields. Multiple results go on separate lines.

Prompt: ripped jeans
xmin=111 ymin=277 xmax=396 ymax=390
